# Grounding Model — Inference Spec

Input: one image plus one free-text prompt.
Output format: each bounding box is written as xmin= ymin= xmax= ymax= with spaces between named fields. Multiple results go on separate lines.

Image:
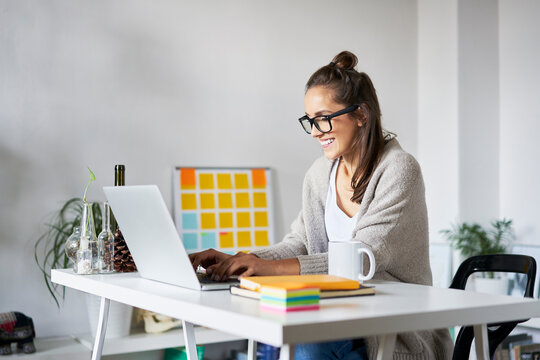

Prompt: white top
xmin=325 ymin=158 xmax=359 ymax=242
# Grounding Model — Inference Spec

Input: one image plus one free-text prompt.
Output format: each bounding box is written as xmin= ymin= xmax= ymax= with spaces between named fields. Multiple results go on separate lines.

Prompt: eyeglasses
xmin=298 ymin=104 xmax=359 ymax=134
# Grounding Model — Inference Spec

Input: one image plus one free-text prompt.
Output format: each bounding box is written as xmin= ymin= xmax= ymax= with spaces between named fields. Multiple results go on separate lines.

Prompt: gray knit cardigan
xmin=252 ymin=139 xmax=454 ymax=360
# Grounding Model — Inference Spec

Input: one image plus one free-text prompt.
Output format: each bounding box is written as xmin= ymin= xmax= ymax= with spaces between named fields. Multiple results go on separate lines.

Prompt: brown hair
xmin=306 ymin=50 xmax=387 ymax=203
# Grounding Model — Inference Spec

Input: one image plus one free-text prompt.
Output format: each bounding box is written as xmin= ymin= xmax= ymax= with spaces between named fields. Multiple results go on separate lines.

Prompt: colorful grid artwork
xmin=173 ymin=167 xmax=275 ymax=254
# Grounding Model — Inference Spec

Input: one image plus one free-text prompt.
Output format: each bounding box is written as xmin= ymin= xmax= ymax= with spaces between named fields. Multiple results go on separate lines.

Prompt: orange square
xmin=251 ymin=169 xmax=266 ymax=189
xmin=180 ymin=168 xmax=196 ymax=189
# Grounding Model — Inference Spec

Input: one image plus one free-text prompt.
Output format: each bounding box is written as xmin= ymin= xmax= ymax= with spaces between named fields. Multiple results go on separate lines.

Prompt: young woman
xmin=190 ymin=51 xmax=453 ymax=359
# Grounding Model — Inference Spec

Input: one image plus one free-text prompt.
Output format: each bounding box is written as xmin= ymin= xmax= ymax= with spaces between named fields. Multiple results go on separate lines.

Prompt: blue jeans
xmin=294 ymin=339 xmax=368 ymax=360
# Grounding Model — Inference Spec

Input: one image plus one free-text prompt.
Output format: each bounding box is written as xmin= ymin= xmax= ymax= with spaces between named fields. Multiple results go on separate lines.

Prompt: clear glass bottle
xmin=65 ymin=227 xmax=81 ymax=266
xmin=97 ymin=202 xmax=115 ymax=273
xmin=76 ymin=202 xmax=98 ymax=274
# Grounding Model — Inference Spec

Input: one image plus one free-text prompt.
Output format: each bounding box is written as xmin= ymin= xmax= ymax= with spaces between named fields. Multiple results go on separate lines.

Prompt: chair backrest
xmin=449 ymin=254 xmax=536 ymax=360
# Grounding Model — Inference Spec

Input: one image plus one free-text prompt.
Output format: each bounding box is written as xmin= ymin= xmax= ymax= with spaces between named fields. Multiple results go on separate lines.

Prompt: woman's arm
xmin=206 ymin=253 xmax=300 ymax=281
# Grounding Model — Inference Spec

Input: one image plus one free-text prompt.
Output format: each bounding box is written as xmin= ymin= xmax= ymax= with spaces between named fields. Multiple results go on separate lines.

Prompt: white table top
xmin=52 ymin=269 xmax=540 ymax=347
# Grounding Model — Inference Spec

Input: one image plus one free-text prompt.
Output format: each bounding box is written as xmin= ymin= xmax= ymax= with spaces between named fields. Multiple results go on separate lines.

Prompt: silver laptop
xmin=103 ymin=185 xmax=238 ymax=290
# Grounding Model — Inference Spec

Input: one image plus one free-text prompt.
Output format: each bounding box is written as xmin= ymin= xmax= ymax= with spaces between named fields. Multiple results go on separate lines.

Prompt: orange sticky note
xmin=180 ymin=168 xmax=196 ymax=190
xmin=251 ymin=169 xmax=266 ymax=189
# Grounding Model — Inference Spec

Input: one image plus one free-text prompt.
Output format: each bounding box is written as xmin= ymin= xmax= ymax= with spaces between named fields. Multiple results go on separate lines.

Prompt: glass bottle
xmin=97 ymin=202 xmax=115 ymax=273
xmin=110 ymin=164 xmax=124 ymax=230
xmin=75 ymin=202 xmax=98 ymax=274
xmin=65 ymin=227 xmax=81 ymax=266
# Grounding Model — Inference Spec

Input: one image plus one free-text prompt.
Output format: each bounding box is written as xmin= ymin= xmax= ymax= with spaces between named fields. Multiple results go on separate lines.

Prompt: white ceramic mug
xmin=328 ymin=241 xmax=376 ymax=283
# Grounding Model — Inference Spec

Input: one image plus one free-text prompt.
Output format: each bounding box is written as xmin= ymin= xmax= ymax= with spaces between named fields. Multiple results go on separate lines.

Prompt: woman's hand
xmin=189 ymin=248 xmax=232 ymax=272
xmin=206 ymin=253 xmax=301 ymax=281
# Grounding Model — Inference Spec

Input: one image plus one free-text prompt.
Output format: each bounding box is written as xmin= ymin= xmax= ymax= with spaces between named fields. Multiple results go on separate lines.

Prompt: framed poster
xmin=172 ymin=167 xmax=275 ymax=254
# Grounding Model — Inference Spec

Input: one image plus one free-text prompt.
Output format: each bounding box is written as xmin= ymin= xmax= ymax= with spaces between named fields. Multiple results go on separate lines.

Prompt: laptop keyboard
xmin=197 ymin=272 xmax=239 ymax=285
xmin=197 ymin=273 xmax=217 ymax=284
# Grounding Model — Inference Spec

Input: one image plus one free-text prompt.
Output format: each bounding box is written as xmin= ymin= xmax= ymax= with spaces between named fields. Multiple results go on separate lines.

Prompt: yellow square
xmin=235 ymin=192 xmax=250 ymax=208
xmin=217 ymin=174 xmax=232 ymax=189
xmin=219 ymin=212 xmax=233 ymax=228
xmin=237 ymin=212 xmax=251 ymax=228
xmin=234 ymin=173 xmax=249 ymax=189
xmin=200 ymin=193 xmax=215 ymax=209
xmin=201 ymin=213 xmax=216 ymax=229
xmin=253 ymin=192 xmax=267 ymax=208
xmin=254 ymin=230 xmax=269 ymax=246
xmin=219 ymin=232 xmax=234 ymax=248
xmin=218 ymin=193 xmax=233 ymax=209
xmin=254 ymin=212 xmax=268 ymax=227
xmin=181 ymin=194 xmax=197 ymax=210
xmin=237 ymin=231 xmax=252 ymax=247
xmin=199 ymin=174 xmax=214 ymax=189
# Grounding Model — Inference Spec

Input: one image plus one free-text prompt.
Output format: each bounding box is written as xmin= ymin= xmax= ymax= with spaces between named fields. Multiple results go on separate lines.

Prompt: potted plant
xmin=440 ymin=218 xmax=515 ymax=294
xmin=34 ymin=168 xmax=101 ymax=307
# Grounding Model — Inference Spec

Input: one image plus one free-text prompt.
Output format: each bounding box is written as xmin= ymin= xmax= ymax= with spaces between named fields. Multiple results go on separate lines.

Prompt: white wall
xmin=458 ymin=0 xmax=500 ymax=224
xmin=0 ymin=1 xmax=418 ymax=338
xmin=499 ymin=0 xmax=540 ymax=244
xmin=417 ymin=0 xmax=459 ymax=243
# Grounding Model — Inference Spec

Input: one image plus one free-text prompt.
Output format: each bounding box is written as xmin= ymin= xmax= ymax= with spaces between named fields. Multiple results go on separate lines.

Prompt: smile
xmin=320 ymin=138 xmax=335 ymax=148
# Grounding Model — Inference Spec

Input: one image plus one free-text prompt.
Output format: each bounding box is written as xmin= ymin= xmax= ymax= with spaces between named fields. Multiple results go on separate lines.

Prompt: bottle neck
xmin=103 ymin=202 xmax=111 ymax=231
xmin=81 ymin=202 xmax=96 ymax=240
xmin=115 ymin=165 xmax=125 ymax=186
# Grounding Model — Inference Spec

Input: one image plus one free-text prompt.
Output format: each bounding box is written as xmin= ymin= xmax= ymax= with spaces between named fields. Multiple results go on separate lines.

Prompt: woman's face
xmin=304 ymin=86 xmax=362 ymax=161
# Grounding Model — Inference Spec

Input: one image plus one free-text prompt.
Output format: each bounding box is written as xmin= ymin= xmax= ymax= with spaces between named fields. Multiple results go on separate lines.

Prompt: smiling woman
xmin=189 ymin=51 xmax=453 ymax=360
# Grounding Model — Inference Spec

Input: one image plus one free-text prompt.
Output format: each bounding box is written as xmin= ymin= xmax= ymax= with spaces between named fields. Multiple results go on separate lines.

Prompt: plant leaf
xmin=88 ymin=167 xmax=96 ymax=182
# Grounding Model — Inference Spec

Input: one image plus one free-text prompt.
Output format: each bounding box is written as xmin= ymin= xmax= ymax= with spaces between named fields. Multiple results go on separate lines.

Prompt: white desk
xmin=52 ymin=269 xmax=540 ymax=360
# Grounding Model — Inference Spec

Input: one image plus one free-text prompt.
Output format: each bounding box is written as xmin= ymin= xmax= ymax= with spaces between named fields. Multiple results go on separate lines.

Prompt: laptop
xmin=103 ymin=185 xmax=239 ymax=290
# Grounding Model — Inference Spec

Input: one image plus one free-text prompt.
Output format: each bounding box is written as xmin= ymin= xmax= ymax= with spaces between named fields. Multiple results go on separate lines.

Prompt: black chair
xmin=449 ymin=254 xmax=536 ymax=360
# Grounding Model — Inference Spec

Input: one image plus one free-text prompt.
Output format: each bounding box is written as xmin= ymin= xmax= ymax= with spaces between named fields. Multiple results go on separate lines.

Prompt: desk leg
xmin=91 ymin=297 xmax=110 ymax=360
xmin=474 ymin=324 xmax=490 ymax=360
xmin=280 ymin=344 xmax=295 ymax=360
xmin=247 ymin=339 xmax=257 ymax=360
xmin=376 ymin=333 xmax=397 ymax=360
xmin=182 ymin=320 xmax=198 ymax=360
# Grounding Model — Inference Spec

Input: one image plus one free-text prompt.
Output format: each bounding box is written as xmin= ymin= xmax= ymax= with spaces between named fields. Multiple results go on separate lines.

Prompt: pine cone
xmin=114 ymin=229 xmax=137 ymax=272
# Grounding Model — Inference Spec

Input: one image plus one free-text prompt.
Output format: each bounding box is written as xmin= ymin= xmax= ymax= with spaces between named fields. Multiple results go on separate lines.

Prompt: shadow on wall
xmin=0 ymin=144 xmax=30 ymax=252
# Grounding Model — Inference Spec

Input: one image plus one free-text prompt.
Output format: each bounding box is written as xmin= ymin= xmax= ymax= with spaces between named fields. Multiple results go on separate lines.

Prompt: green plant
xmin=34 ymin=168 xmax=101 ymax=307
xmin=440 ymin=218 xmax=515 ymax=259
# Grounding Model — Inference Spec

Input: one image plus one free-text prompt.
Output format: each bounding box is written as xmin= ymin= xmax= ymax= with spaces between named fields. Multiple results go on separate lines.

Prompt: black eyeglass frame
xmin=298 ymin=104 xmax=360 ymax=134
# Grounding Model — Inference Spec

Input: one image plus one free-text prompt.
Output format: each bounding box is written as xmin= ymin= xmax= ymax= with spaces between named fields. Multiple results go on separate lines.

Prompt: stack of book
xmin=259 ymin=283 xmax=320 ymax=312
xmin=495 ymin=333 xmax=540 ymax=360
xmin=230 ymin=274 xmax=375 ymax=302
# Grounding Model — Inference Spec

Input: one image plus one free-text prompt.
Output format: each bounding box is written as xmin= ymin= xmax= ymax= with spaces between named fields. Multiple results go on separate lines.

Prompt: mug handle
xmin=357 ymin=248 xmax=375 ymax=282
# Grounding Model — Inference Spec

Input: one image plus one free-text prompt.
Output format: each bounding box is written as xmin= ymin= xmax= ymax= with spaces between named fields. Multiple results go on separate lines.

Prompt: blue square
xmin=182 ymin=233 xmax=198 ymax=250
xmin=182 ymin=213 xmax=198 ymax=230
xmin=201 ymin=232 xmax=217 ymax=249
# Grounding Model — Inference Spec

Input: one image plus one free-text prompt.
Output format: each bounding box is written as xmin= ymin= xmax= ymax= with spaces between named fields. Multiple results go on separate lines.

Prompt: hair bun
xmin=331 ymin=51 xmax=358 ymax=70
